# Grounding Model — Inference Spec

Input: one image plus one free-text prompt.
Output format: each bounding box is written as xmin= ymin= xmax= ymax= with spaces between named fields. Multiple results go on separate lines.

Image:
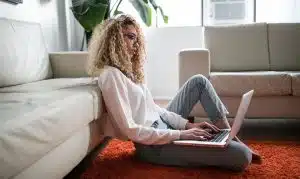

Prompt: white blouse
xmin=97 ymin=66 xmax=188 ymax=145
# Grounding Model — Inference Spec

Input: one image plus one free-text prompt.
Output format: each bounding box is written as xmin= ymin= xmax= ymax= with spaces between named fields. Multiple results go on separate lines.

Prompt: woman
xmin=87 ymin=14 xmax=261 ymax=172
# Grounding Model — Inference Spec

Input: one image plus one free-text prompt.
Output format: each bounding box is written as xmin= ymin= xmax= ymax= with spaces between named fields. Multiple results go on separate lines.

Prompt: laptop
xmin=173 ymin=90 xmax=254 ymax=148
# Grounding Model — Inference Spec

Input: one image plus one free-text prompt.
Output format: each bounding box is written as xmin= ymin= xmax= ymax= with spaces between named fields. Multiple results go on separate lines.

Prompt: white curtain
xmin=64 ymin=0 xmax=86 ymax=51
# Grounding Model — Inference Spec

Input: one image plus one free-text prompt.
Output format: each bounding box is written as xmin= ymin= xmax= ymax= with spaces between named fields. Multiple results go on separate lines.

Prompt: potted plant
xmin=70 ymin=0 xmax=168 ymax=49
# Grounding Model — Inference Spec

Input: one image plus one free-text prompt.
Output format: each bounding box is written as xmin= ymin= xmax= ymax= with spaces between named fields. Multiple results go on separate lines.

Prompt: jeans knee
xmin=189 ymin=74 xmax=208 ymax=86
xmin=234 ymin=146 xmax=252 ymax=171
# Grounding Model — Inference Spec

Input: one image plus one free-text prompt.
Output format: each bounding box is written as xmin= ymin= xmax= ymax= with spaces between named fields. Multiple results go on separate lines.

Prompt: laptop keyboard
xmin=208 ymin=130 xmax=230 ymax=142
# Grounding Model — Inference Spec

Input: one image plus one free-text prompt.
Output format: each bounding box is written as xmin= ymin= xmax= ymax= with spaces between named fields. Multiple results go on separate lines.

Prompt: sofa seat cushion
xmin=190 ymin=96 xmax=300 ymax=118
xmin=290 ymin=72 xmax=300 ymax=96
xmin=0 ymin=77 xmax=104 ymax=118
xmin=0 ymin=77 xmax=95 ymax=92
xmin=0 ymin=78 xmax=104 ymax=178
xmin=209 ymin=71 xmax=292 ymax=96
xmin=0 ymin=84 xmax=103 ymax=178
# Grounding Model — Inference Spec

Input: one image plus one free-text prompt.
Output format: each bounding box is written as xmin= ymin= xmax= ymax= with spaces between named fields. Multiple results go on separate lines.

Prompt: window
xmin=203 ymin=0 xmax=255 ymax=25
xmin=113 ymin=0 xmax=299 ymax=27
xmin=156 ymin=0 xmax=255 ymax=26
xmin=156 ymin=0 xmax=202 ymax=27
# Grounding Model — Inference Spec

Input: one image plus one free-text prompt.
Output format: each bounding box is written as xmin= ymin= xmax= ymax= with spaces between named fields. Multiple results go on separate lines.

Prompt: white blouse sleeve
xmin=98 ymin=69 xmax=181 ymax=145
xmin=154 ymin=104 xmax=188 ymax=130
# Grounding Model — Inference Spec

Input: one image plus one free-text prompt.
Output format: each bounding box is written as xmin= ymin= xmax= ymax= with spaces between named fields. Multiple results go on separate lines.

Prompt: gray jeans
xmin=134 ymin=74 xmax=252 ymax=171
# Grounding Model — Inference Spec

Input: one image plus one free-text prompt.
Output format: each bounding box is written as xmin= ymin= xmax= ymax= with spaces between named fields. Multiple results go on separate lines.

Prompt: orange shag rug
xmin=81 ymin=139 xmax=300 ymax=179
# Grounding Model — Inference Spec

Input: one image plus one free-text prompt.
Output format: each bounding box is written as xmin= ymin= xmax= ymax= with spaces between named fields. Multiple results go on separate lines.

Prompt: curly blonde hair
xmin=87 ymin=14 xmax=145 ymax=84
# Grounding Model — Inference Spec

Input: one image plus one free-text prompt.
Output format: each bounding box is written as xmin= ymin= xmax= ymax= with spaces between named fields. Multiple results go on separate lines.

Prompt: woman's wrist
xmin=185 ymin=122 xmax=194 ymax=130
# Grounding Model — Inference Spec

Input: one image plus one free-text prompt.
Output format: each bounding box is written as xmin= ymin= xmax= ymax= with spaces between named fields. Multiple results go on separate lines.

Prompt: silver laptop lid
xmin=227 ymin=90 xmax=254 ymax=142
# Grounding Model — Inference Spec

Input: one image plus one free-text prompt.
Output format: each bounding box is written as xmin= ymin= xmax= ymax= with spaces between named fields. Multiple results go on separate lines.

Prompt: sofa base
xmin=190 ymin=96 xmax=300 ymax=118
xmin=13 ymin=119 xmax=106 ymax=179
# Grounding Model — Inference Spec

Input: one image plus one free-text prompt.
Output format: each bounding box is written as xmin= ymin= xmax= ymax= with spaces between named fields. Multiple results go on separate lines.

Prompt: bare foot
xmin=234 ymin=136 xmax=262 ymax=164
xmin=251 ymin=151 xmax=262 ymax=164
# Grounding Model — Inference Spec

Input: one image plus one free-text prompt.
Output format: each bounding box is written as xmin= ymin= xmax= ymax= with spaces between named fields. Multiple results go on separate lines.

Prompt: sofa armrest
xmin=49 ymin=51 xmax=89 ymax=78
xmin=179 ymin=48 xmax=210 ymax=87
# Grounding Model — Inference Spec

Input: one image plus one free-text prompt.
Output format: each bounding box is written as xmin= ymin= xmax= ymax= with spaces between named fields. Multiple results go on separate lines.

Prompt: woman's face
xmin=122 ymin=25 xmax=137 ymax=57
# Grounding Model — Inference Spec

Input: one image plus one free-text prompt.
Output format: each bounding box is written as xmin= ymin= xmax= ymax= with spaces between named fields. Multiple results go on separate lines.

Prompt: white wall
xmin=0 ymin=0 xmax=68 ymax=52
xmin=144 ymin=26 xmax=203 ymax=99
xmin=257 ymin=0 xmax=300 ymax=22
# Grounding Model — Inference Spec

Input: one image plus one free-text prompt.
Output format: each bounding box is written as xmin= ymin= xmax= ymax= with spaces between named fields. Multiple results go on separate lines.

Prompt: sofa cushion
xmin=190 ymin=96 xmax=300 ymax=118
xmin=204 ymin=23 xmax=269 ymax=71
xmin=0 ymin=77 xmax=95 ymax=92
xmin=290 ymin=72 xmax=300 ymax=96
xmin=50 ymin=52 xmax=89 ymax=78
xmin=209 ymin=71 xmax=292 ymax=96
xmin=0 ymin=77 xmax=102 ymax=119
xmin=0 ymin=85 xmax=103 ymax=178
xmin=0 ymin=18 xmax=52 ymax=87
xmin=268 ymin=23 xmax=300 ymax=71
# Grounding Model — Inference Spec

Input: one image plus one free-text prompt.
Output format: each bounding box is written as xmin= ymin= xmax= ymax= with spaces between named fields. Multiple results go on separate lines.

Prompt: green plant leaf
xmin=158 ymin=7 xmax=168 ymax=23
xmin=149 ymin=0 xmax=158 ymax=9
xmin=114 ymin=10 xmax=124 ymax=15
xmin=111 ymin=0 xmax=123 ymax=17
xmin=95 ymin=0 xmax=109 ymax=3
xmin=71 ymin=1 xmax=109 ymax=32
xmin=129 ymin=0 xmax=152 ymax=26
xmin=149 ymin=0 xmax=168 ymax=24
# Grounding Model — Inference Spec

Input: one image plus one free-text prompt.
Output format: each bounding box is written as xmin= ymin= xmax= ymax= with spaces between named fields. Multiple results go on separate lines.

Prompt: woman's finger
xmin=209 ymin=124 xmax=221 ymax=133
xmin=204 ymin=122 xmax=220 ymax=133
xmin=192 ymin=135 xmax=207 ymax=141
xmin=204 ymin=128 xmax=212 ymax=133
xmin=196 ymin=130 xmax=213 ymax=138
xmin=192 ymin=128 xmax=214 ymax=139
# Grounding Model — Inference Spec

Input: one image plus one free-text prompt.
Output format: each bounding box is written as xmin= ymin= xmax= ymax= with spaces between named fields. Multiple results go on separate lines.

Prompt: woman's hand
xmin=180 ymin=128 xmax=214 ymax=141
xmin=185 ymin=121 xmax=221 ymax=134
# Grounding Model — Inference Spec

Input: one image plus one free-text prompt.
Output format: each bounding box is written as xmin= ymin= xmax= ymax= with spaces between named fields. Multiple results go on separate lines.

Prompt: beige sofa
xmin=179 ymin=23 xmax=300 ymax=119
xmin=0 ymin=18 xmax=105 ymax=179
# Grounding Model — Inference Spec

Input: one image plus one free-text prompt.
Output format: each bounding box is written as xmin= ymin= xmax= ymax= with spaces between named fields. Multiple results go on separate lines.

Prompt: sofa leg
xmin=187 ymin=116 xmax=195 ymax=123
